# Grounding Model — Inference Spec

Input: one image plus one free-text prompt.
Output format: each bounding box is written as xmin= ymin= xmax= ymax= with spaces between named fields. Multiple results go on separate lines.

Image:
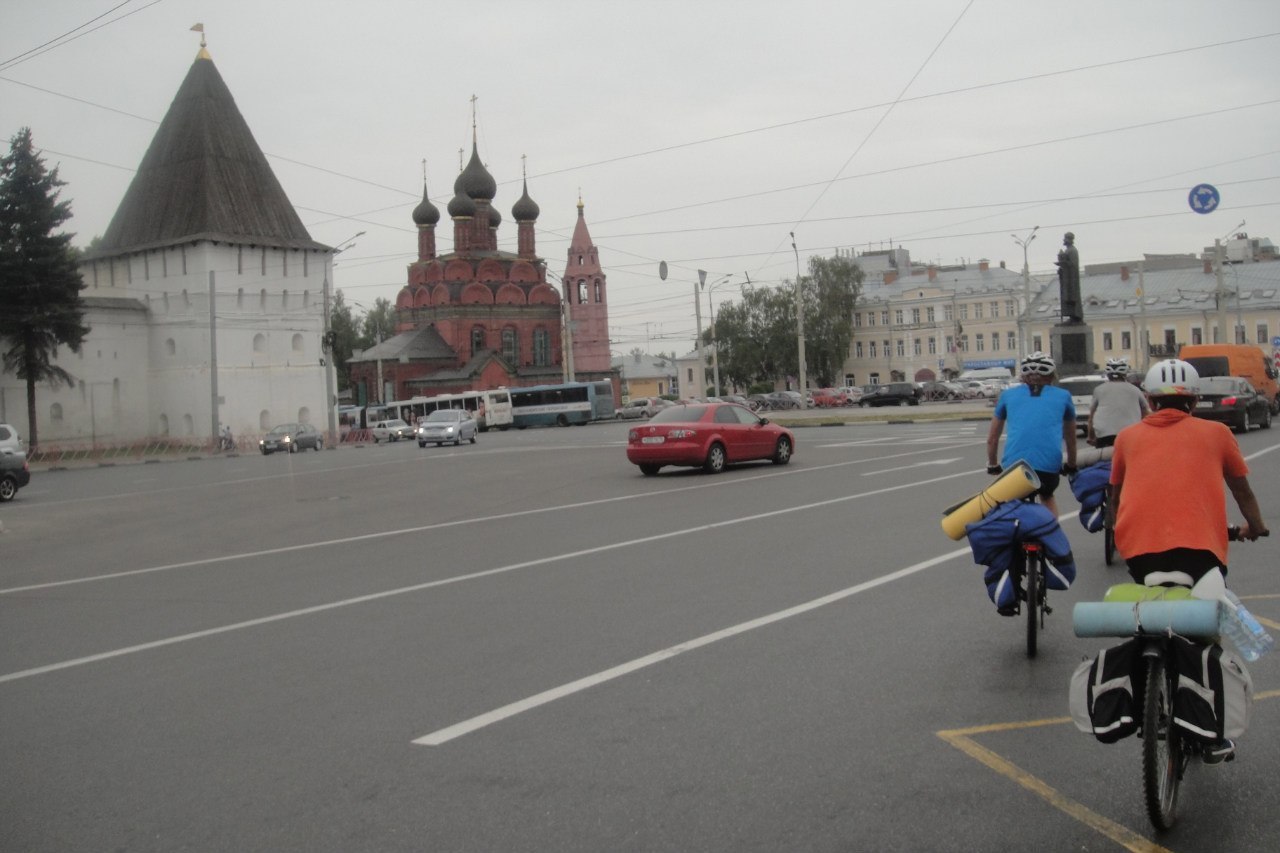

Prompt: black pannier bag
xmin=1069 ymin=638 xmax=1143 ymax=743
xmin=1167 ymin=636 xmax=1254 ymax=743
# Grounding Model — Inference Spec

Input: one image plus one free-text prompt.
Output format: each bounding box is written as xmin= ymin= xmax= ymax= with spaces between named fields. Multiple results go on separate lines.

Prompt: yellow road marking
xmin=938 ymin=693 xmax=1278 ymax=853
xmin=937 ymin=718 xmax=1172 ymax=853
xmin=1253 ymin=615 xmax=1280 ymax=631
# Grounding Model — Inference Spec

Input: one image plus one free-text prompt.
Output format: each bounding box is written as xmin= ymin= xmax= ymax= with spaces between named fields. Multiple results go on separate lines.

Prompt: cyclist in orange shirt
xmin=1108 ymin=359 xmax=1268 ymax=585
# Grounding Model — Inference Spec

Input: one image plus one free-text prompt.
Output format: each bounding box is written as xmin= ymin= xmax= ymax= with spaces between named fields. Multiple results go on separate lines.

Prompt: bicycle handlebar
xmin=1228 ymin=526 xmax=1270 ymax=541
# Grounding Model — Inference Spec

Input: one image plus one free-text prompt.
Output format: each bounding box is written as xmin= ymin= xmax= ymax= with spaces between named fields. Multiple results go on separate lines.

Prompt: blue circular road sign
xmin=1189 ymin=183 xmax=1220 ymax=214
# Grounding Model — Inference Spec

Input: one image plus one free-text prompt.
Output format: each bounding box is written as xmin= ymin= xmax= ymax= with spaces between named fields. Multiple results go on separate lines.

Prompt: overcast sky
xmin=3 ymin=0 xmax=1278 ymax=355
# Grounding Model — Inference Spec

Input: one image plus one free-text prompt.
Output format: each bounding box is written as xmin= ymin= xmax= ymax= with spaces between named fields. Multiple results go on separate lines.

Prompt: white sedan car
xmin=416 ymin=409 xmax=478 ymax=446
xmin=370 ymin=419 xmax=414 ymax=443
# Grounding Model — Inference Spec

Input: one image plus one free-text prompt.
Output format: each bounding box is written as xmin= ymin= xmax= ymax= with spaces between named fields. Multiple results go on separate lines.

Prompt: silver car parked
xmin=416 ymin=409 xmax=478 ymax=446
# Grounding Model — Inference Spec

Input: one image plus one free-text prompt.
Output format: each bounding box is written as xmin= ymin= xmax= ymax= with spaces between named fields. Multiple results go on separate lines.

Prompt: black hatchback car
xmin=1193 ymin=377 xmax=1273 ymax=433
xmin=859 ymin=382 xmax=922 ymax=407
xmin=259 ymin=423 xmax=324 ymax=454
xmin=0 ymin=452 xmax=30 ymax=501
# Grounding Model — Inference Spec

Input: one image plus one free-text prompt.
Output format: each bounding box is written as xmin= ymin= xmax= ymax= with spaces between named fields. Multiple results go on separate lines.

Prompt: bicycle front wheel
xmin=1025 ymin=553 xmax=1039 ymax=658
xmin=1142 ymin=655 xmax=1182 ymax=831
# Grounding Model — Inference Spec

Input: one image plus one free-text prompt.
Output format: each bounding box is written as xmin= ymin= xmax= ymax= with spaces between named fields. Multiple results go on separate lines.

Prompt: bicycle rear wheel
xmin=1025 ymin=552 xmax=1040 ymax=658
xmin=1142 ymin=655 xmax=1182 ymax=830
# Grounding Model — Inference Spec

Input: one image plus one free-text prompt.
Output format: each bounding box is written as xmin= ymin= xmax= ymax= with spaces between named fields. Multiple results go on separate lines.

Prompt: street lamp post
xmin=706 ymin=275 xmax=735 ymax=395
xmin=790 ymin=233 xmax=807 ymax=395
xmin=324 ymin=231 xmax=364 ymax=444
xmin=1012 ymin=226 xmax=1038 ymax=359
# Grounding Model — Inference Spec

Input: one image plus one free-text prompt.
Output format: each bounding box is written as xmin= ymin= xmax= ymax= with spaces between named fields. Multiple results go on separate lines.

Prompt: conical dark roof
xmin=96 ymin=50 xmax=325 ymax=254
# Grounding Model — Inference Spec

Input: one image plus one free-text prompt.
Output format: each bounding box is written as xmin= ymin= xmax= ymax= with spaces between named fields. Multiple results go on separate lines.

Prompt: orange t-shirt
xmin=1110 ymin=408 xmax=1249 ymax=564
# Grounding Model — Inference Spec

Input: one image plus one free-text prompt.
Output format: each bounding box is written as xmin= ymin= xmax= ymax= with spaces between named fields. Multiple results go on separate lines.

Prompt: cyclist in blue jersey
xmin=985 ymin=352 xmax=1078 ymax=517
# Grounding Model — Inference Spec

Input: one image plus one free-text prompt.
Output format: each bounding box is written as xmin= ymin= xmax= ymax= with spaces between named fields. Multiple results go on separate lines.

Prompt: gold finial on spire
xmin=470 ymin=94 xmax=478 ymax=142
xmin=521 ymin=154 xmax=527 ymax=179
xmin=421 ymin=158 xmax=427 ymax=184
xmin=577 ymin=187 xmax=584 ymax=210
xmin=458 ymin=147 xmax=464 ymax=172
xmin=190 ymin=23 xmax=210 ymax=59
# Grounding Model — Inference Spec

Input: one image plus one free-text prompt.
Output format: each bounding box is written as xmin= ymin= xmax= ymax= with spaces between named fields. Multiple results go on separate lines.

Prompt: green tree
xmin=0 ymin=128 xmax=88 ymax=450
xmin=803 ymin=254 xmax=863 ymax=386
xmin=328 ymin=289 xmax=360 ymax=391
xmin=358 ymin=296 xmax=395 ymax=348
xmin=712 ymin=254 xmax=862 ymax=389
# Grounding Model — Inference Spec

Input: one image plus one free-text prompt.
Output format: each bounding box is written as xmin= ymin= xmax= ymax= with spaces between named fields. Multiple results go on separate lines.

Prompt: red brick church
xmin=348 ymin=136 xmax=618 ymax=404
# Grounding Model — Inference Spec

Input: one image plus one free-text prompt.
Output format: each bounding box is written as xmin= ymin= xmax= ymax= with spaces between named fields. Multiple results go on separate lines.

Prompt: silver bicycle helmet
xmin=1104 ymin=357 xmax=1130 ymax=377
xmin=1142 ymin=359 xmax=1199 ymax=397
xmin=1020 ymin=351 xmax=1056 ymax=377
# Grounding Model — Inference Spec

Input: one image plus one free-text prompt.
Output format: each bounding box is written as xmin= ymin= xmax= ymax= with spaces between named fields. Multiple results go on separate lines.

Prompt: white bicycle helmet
xmin=1104 ymin=357 xmax=1130 ymax=377
xmin=1143 ymin=359 xmax=1199 ymax=397
xmin=1020 ymin=351 xmax=1056 ymax=376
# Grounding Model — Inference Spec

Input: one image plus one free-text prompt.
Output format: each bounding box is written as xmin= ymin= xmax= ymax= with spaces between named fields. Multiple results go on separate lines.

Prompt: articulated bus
xmin=386 ymin=390 xmax=513 ymax=432
xmin=509 ymin=381 xmax=615 ymax=428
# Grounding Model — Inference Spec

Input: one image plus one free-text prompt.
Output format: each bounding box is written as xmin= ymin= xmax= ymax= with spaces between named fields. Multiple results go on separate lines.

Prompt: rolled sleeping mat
xmin=1075 ymin=445 xmax=1114 ymax=468
xmin=940 ymin=461 xmax=1041 ymax=540
xmin=1072 ymin=600 xmax=1221 ymax=639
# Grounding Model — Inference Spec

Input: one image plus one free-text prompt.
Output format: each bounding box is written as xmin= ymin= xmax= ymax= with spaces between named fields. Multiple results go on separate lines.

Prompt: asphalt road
xmin=2 ymin=418 xmax=1278 ymax=852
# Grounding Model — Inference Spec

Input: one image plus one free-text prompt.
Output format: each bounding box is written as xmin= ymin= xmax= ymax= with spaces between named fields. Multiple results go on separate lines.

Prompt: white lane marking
xmin=414 ymin=546 xmax=970 ymax=746
xmin=0 ymin=468 xmax=982 ymax=685
xmin=2 ymin=441 xmax=986 ymax=595
xmin=863 ymin=458 xmax=961 ymax=476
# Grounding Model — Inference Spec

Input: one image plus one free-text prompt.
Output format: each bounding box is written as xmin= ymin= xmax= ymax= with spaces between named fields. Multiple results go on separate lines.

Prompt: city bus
xmin=509 ymin=381 xmax=615 ymax=428
xmin=386 ymin=390 xmax=514 ymax=432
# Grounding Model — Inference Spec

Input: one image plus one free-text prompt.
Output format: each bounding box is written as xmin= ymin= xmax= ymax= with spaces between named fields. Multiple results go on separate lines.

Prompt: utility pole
xmin=694 ymin=270 xmax=706 ymax=396
xmin=1214 ymin=238 xmax=1228 ymax=344
xmin=790 ymin=233 xmax=807 ymax=394
xmin=1137 ymin=262 xmax=1148 ymax=371
xmin=322 ymin=274 xmax=337 ymax=445
xmin=208 ymin=271 xmax=219 ymax=445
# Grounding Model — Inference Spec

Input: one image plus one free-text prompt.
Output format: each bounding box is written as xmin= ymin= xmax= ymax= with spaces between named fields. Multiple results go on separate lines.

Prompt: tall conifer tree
xmin=0 ymin=127 xmax=88 ymax=449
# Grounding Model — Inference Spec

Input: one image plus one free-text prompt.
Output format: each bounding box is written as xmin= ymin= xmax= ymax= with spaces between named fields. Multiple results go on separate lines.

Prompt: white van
xmin=1057 ymin=375 xmax=1106 ymax=436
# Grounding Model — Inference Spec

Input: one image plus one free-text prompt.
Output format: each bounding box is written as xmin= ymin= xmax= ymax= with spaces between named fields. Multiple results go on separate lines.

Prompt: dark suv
xmin=859 ymin=382 xmax=922 ymax=407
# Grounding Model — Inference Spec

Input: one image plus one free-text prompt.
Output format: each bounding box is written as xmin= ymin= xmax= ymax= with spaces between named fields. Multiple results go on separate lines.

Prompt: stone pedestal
xmin=1052 ymin=322 xmax=1094 ymax=378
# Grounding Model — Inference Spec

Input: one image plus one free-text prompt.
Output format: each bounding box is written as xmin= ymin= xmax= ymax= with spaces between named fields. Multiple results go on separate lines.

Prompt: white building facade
xmin=0 ymin=47 xmax=332 ymax=448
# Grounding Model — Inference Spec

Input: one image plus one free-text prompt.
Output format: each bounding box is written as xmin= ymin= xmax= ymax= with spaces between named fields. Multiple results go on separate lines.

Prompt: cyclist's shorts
xmin=1093 ymin=435 xmax=1116 ymax=448
xmin=1126 ymin=549 xmax=1224 ymax=585
xmin=1033 ymin=470 xmax=1061 ymax=499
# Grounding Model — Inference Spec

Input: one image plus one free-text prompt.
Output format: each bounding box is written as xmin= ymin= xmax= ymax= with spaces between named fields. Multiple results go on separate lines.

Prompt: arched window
xmin=50 ymin=402 xmax=63 ymax=421
xmin=578 ymin=280 xmax=587 ymax=303
xmin=471 ymin=326 xmax=486 ymax=356
xmin=158 ymin=414 xmax=170 ymax=436
xmin=165 ymin=338 xmax=176 ymax=356
xmin=182 ymin=414 xmax=195 ymax=435
xmin=298 ymin=406 xmax=311 ymax=424
xmin=533 ymin=327 xmax=551 ymax=366
xmin=291 ymin=333 xmax=304 ymax=352
xmin=259 ymin=409 xmax=271 ymax=430
xmin=594 ymin=279 xmax=602 ymax=303
xmin=501 ymin=328 xmax=517 ymax=363
xmin=253 ymin=333 xmax=267 ymax=354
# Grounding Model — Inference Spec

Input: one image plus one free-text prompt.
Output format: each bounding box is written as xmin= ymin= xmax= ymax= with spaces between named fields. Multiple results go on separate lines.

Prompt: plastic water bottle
xmin=1220 ymin=590 xmax=1275 ymax=661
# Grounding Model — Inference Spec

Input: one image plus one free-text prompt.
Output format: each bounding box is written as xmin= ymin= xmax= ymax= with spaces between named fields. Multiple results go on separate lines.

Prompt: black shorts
xmin=1032 ymin=470 xmax=1060 ymax=499
xmin=1126 ymin=549 xmax=1225 ymax=585
xmin=1093 ymin=434 xmax=1116 ymax=448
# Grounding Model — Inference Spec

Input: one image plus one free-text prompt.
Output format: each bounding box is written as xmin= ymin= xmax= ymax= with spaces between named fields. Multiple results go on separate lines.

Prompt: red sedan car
xmin=626 ymin=402 xmax=795 ymax=476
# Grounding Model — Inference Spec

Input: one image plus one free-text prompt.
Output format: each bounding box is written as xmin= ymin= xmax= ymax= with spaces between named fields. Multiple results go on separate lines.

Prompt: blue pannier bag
xmin=1069 ymin=461 xmax=1110 ymax=533
xmin=965 ymin=500 xmax=1076 ymax=610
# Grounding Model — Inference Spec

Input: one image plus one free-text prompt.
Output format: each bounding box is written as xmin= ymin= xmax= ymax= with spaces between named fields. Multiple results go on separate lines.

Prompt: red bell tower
xmin=563 ymin=196 xmax=611 ymax=374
